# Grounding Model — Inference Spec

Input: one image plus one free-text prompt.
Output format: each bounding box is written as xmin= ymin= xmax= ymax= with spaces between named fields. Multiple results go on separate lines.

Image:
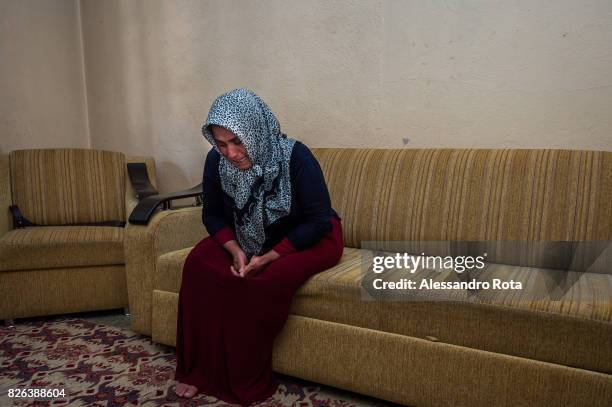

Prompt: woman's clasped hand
xmin=225 ymin=239 xmax=280 ymax=278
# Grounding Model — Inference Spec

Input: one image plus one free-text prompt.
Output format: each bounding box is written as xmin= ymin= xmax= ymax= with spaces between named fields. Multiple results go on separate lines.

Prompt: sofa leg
xmin=123 ymin=307 xmax=131 ymax=317
xmin=4 ymin=319 xmax=15 ymax=328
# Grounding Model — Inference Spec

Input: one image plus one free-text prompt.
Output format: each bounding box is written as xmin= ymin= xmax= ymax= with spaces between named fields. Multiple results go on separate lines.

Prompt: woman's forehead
xmin=210 ymin=124 xmax=239 ymax=141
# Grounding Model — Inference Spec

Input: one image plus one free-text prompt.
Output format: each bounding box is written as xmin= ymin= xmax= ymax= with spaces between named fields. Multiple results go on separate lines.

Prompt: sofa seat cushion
xmin=154 ymin=245 xmax=612 ymax=373
xmin=0 ymin=226 xmax=124 ymax=271
xmin=291 ymin=248 xmax=612 ymax=374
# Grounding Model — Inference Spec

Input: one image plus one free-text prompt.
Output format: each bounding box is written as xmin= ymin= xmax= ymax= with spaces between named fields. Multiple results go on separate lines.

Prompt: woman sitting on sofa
xmin=174 ymin=88 xmax=343 ymax=404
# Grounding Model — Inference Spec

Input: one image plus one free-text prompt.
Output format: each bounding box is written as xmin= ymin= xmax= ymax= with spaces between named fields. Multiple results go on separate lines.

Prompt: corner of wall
xmin=76 ymin=0 xmax=92 ymax=149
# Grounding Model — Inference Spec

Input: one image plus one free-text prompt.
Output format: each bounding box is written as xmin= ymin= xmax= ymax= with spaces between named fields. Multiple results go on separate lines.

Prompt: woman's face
xmin=210 ymin=125 xmax=253 ymax=170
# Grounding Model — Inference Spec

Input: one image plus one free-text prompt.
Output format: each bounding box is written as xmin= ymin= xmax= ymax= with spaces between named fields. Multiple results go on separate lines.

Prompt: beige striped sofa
xmin=125 ymin=148 xmax=612 ymax=406
xmin=0 ymin=149 xmax=156 ymax=322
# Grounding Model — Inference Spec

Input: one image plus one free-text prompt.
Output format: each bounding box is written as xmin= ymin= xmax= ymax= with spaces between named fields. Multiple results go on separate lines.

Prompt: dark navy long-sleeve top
xmin=202 ymin=141 xmax=339 ymax=255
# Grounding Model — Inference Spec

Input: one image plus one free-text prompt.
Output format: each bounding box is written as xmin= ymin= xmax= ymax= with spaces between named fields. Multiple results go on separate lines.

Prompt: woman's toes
xmin=184 ymin=385 xmax=198 ymax=398
xmin=175 ymin=383 xmax=187 ymax=397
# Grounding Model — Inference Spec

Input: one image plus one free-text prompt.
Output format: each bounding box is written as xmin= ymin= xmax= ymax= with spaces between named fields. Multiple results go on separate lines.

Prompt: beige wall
xmin=3 ymin=1 xmax=612 ymax=193
xmin=80 ymin=0 xmax=612 ymax=193
xmin=0 ymin=0 xmax=89 ymax=156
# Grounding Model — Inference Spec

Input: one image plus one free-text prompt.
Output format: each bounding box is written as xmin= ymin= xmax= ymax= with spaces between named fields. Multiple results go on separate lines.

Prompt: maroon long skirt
xmin=174 ymin=218 xmax=343 ymax=405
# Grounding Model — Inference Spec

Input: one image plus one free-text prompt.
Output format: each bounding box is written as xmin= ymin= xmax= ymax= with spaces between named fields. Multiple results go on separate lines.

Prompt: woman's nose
xmin=226 ymin=145 xmax=239 ymax=160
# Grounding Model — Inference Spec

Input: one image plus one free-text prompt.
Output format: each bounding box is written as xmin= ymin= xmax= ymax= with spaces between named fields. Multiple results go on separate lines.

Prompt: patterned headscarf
xmin=202 ymin=88 xmax=296 ymax=256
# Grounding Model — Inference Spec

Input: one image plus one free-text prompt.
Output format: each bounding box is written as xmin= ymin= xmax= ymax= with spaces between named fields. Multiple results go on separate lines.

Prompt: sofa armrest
xmin=128 ymin=184 xmax=203 ymax=225
xmin=124 ymin=206 xmax=206 ymax=335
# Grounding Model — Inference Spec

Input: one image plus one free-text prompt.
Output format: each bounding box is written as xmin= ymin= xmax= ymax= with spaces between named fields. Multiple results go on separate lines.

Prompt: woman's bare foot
xmin=175 ymin=382 xmax=198 ymax=398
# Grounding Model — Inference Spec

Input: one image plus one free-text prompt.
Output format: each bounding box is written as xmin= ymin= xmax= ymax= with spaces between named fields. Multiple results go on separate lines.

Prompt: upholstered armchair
xmin=0 ymin=149 xmax=156 ymax=325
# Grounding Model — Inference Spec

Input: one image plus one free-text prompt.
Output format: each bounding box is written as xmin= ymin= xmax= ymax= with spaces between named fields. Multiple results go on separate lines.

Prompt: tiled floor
xmin=6 ymin=309 xmax=400 ymax=407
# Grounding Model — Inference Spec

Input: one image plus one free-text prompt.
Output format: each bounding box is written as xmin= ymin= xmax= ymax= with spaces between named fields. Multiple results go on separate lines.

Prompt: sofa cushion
xmin=312 ymin=149 xmax=612 ymax=248
xmin=155 ymin=245 xmax=612 ymax=373
xmin=0 ymin=226 xmax=124 ymax=271
xmin=290 ymin=248 xmax=612 ymax=374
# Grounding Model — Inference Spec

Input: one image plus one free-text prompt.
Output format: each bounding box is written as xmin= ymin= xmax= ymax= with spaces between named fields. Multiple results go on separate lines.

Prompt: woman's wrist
xmin=262 ymin=249 xmax=280 ymax=263
xmin=222 ymin=241 xmax=279 ymax=264
xmin=223 ymin=240 xmax=242 ymax=256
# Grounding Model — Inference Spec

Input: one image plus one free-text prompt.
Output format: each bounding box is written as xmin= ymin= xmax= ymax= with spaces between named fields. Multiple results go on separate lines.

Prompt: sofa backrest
xmin=9 ymin=149 xmax=126 ymax=225
xmin=312 ymin=149 xmax=612 ymax=249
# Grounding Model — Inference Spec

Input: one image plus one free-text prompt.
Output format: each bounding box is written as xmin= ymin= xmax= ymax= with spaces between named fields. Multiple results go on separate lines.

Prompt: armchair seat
xmin=0 ymin=226 xmax=124 ymax=271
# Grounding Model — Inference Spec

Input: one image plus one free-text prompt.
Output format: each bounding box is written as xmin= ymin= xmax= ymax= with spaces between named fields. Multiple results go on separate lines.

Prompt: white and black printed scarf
xmin=202 ymin=88 xmax=296 ymax=256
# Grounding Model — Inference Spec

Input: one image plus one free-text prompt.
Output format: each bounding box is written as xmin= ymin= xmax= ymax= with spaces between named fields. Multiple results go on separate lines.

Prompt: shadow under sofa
xmin=125 ymin=148 xmax=612 ymax=407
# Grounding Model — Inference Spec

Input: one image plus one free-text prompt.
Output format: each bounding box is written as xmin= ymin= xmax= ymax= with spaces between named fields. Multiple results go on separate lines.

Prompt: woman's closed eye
xmin=216 ymin=138 xmax=242 ymax=147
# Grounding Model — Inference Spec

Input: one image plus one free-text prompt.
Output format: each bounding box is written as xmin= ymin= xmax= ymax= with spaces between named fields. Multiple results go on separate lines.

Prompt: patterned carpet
xmin=0 ymin=318 xmax=393 ymax=406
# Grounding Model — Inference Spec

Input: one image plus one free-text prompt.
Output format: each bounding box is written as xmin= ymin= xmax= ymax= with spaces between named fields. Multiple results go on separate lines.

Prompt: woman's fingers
xmin=241 ymin=257 xmax=263 ymax=278
xmin=234 ymin=251 xmax=247 ymax=271
xmin=231 ymin=250 xmax=249 ymax=277
xmin=237 ymin=260 xmax=247 ymax=276
xmin=231 ymin=255 xmax=268 ymax=278
xmin=240 ymin=264 xmax=252 ymax=277
xmin=230 ymin=265 xmax=241 ymax=277
xmin=238 ymin=260 xmax=247 ymax=272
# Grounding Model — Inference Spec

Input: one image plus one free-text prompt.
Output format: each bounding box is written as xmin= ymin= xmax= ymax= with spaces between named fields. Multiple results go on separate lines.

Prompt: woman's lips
xmin=232 ymin=157 xmax=249 ymax=165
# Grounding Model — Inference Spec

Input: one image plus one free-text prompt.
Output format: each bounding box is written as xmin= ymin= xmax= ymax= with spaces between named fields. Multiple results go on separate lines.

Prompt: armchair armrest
xmin=127 ymin=162 xmax=159 ymax=200
xmin=128 ymin=184 xmax=203 ymax=225
xmin=125 ymin=155 xmax=157 ymax=220
xmin=124 ymin=206 xmax=207 ymax=335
